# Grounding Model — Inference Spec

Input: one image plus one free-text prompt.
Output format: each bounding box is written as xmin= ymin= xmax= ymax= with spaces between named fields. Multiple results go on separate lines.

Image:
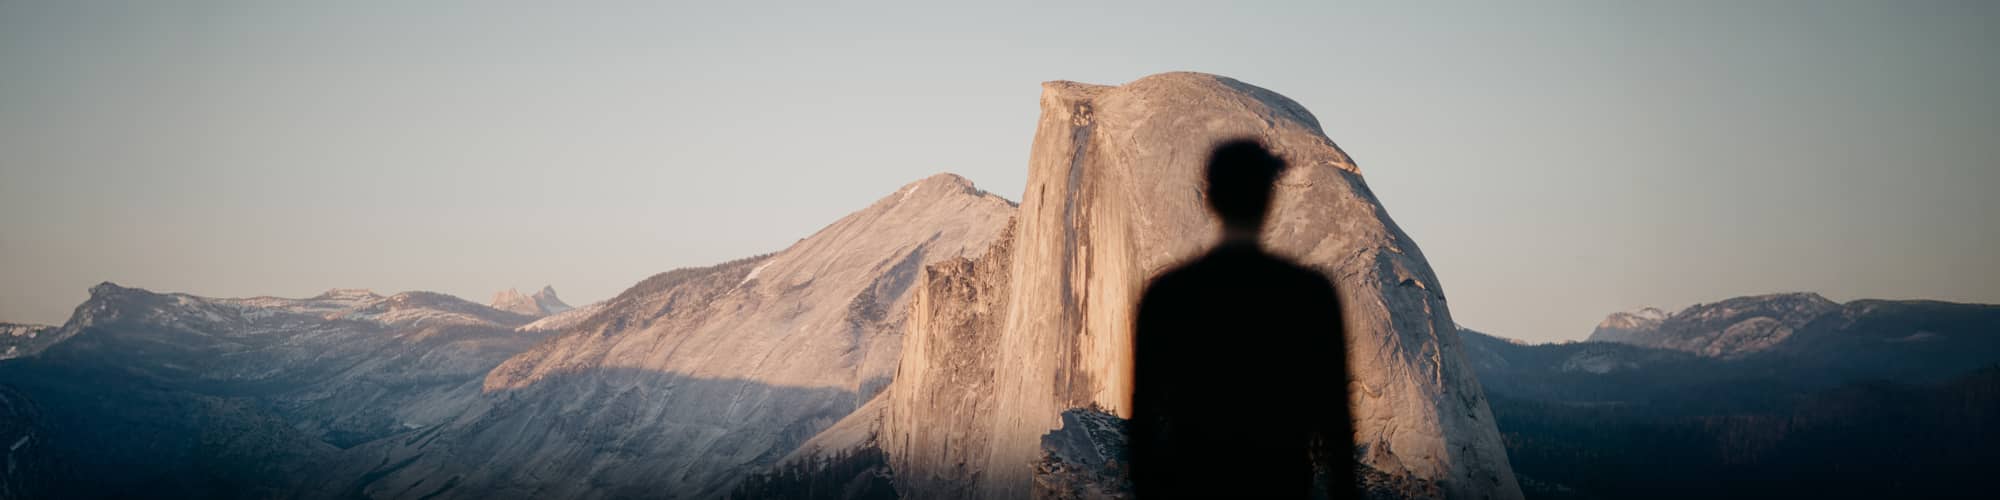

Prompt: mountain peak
xmin=882 ymin=172 xmax=1008 ymax=208
xmin=88 ymin=281 xmax=138 ymax=298
xmin=490 ymin=285 xmax=571 ymax=317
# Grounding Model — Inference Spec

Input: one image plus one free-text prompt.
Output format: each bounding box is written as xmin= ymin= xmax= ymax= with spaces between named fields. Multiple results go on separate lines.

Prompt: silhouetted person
xmin=1131 ymin=140 xmax=1356 ymax=499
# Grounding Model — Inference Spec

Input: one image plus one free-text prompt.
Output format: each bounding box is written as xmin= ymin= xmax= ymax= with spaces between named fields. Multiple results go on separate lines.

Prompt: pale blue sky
xmin=2 ymin=1 xmax=1994 ymax=342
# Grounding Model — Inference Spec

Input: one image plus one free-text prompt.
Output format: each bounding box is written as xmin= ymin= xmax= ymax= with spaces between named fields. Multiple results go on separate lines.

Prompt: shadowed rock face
xmin=878 ymin=72 xmax=1521 ymax=499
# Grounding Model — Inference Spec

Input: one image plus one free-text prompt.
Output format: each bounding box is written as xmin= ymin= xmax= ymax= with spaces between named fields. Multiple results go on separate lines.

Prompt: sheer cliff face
xmin=881 ymin=220 xmax=1018 ymax=499
xmin=881 ymin=72 xmax=1521 ymax=499
xmin=326 ymin=174 xmax=1015 ymax=499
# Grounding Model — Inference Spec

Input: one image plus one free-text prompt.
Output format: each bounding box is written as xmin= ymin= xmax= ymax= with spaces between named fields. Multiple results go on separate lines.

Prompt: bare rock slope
xmin=876 ymin=72 xmax=1522 ymax=499
xmin=1587 ymin=293 xmax=1840 ymax=358
xmin=489 ymin=285 xmax=573 ymax=317
xmin=320 ymin=174 xmax=1016 ymax=499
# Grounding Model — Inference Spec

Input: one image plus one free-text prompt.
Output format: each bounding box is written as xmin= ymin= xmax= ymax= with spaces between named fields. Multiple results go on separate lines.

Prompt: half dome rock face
xmin=880 ymin=72 xmax=1521 ymax=499
xmin=322 ymin=173 xmax=1016 ymax=499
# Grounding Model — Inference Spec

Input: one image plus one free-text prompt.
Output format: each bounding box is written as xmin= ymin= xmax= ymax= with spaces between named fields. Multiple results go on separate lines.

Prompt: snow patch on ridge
xmin=740 ymin=260 xmax=774 ymax=286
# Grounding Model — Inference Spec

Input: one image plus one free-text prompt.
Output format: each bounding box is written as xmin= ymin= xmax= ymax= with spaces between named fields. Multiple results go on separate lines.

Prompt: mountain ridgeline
xmin=1466 ymin=294 xmax=2000 ymax=499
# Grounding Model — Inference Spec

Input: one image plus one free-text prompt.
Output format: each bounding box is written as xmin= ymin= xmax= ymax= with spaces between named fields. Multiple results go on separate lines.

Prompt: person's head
xmin=1204 ymin=139 xmax=1287 ymax=236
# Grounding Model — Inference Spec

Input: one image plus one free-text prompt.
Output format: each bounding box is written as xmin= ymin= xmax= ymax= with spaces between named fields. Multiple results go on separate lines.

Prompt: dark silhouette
xmin=1131 ymin=140 xmax=1357 ymax=498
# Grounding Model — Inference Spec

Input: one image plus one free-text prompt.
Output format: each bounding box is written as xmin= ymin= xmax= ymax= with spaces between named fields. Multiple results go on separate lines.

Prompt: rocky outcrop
xmin=1032 ymin=408 xmax=1131 ymax=500
xmin=0 ymin=323 xmax=59 ymax=360
xmin=877 ymin=72 xmax=1521 ymax=499
xmin=1586 ymin=307 xmax=1667 ymax=345
xmin=321 ymin=173 xmax=1016 ymax=499
xmin=488 ymin=286 xmax=572 ymax=317
xmin=1587 ymin=293 xmax=1840 ymax=358
xmin=879 ymin=220 xmax=1018 ymax=499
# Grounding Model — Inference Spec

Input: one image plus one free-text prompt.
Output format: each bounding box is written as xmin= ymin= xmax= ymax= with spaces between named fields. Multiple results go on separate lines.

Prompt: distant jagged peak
xmin=491 ymin=288 xmax=529 ymax=310
xmin=1596 ymin=306 xmax=1669 ymax=330
xmin=490 ymin=285 xmax=571 ymax=317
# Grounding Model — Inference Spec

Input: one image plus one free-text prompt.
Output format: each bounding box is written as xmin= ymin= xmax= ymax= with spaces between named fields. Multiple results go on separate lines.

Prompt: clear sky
xmin=1 ymin=1 xmax=1994 ymax=342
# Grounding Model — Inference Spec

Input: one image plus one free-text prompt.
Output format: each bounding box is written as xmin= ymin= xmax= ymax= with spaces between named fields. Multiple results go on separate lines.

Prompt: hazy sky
xmin=2 ymin=1 xmax=1994 ymax=342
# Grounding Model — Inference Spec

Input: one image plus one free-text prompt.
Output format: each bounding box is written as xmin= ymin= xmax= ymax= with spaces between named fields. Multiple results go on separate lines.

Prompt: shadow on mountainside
xmin=303 ymin=367 xmax=879 ymax=500
xmin=0 ymin=359 xmax=880 ymax=500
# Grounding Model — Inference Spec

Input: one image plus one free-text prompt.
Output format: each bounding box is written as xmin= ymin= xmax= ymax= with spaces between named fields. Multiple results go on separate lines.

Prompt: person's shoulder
xmin=1148 ymin=261 xmax=1195 ymax=286
xmin=1140 ymin=261 xmax=1202 ymax=302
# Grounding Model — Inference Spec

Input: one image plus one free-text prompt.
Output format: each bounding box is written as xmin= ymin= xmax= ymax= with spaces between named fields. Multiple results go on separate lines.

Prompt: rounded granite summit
xmin=880 ymin=71 xmax=1522 ymax=499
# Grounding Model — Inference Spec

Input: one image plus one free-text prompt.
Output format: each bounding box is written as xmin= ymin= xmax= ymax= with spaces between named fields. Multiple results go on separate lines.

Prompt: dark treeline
xmin=1494 ymin=366 xmax=2000 ymax=499
xmin=729 ymin=445 xmax=897 ymax=500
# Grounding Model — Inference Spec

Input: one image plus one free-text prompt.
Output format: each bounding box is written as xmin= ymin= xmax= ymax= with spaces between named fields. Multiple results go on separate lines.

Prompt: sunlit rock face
xmin=319 ymin=173 xmax=1016 ymax=499
xmin=488 ymin=286 xmax=573 ymax=317
xmin=1588 ymin=293 xmax=1840 ymax=358
xmin=877 ymin=72 xmax=1522 ymax=499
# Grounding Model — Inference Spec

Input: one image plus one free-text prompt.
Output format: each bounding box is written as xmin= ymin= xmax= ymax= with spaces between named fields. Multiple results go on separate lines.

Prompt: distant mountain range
xmin=1465 ymin=293 xmax=2000 ymax=499
xmin=0 ymin=284 xmax=550 ymax=499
